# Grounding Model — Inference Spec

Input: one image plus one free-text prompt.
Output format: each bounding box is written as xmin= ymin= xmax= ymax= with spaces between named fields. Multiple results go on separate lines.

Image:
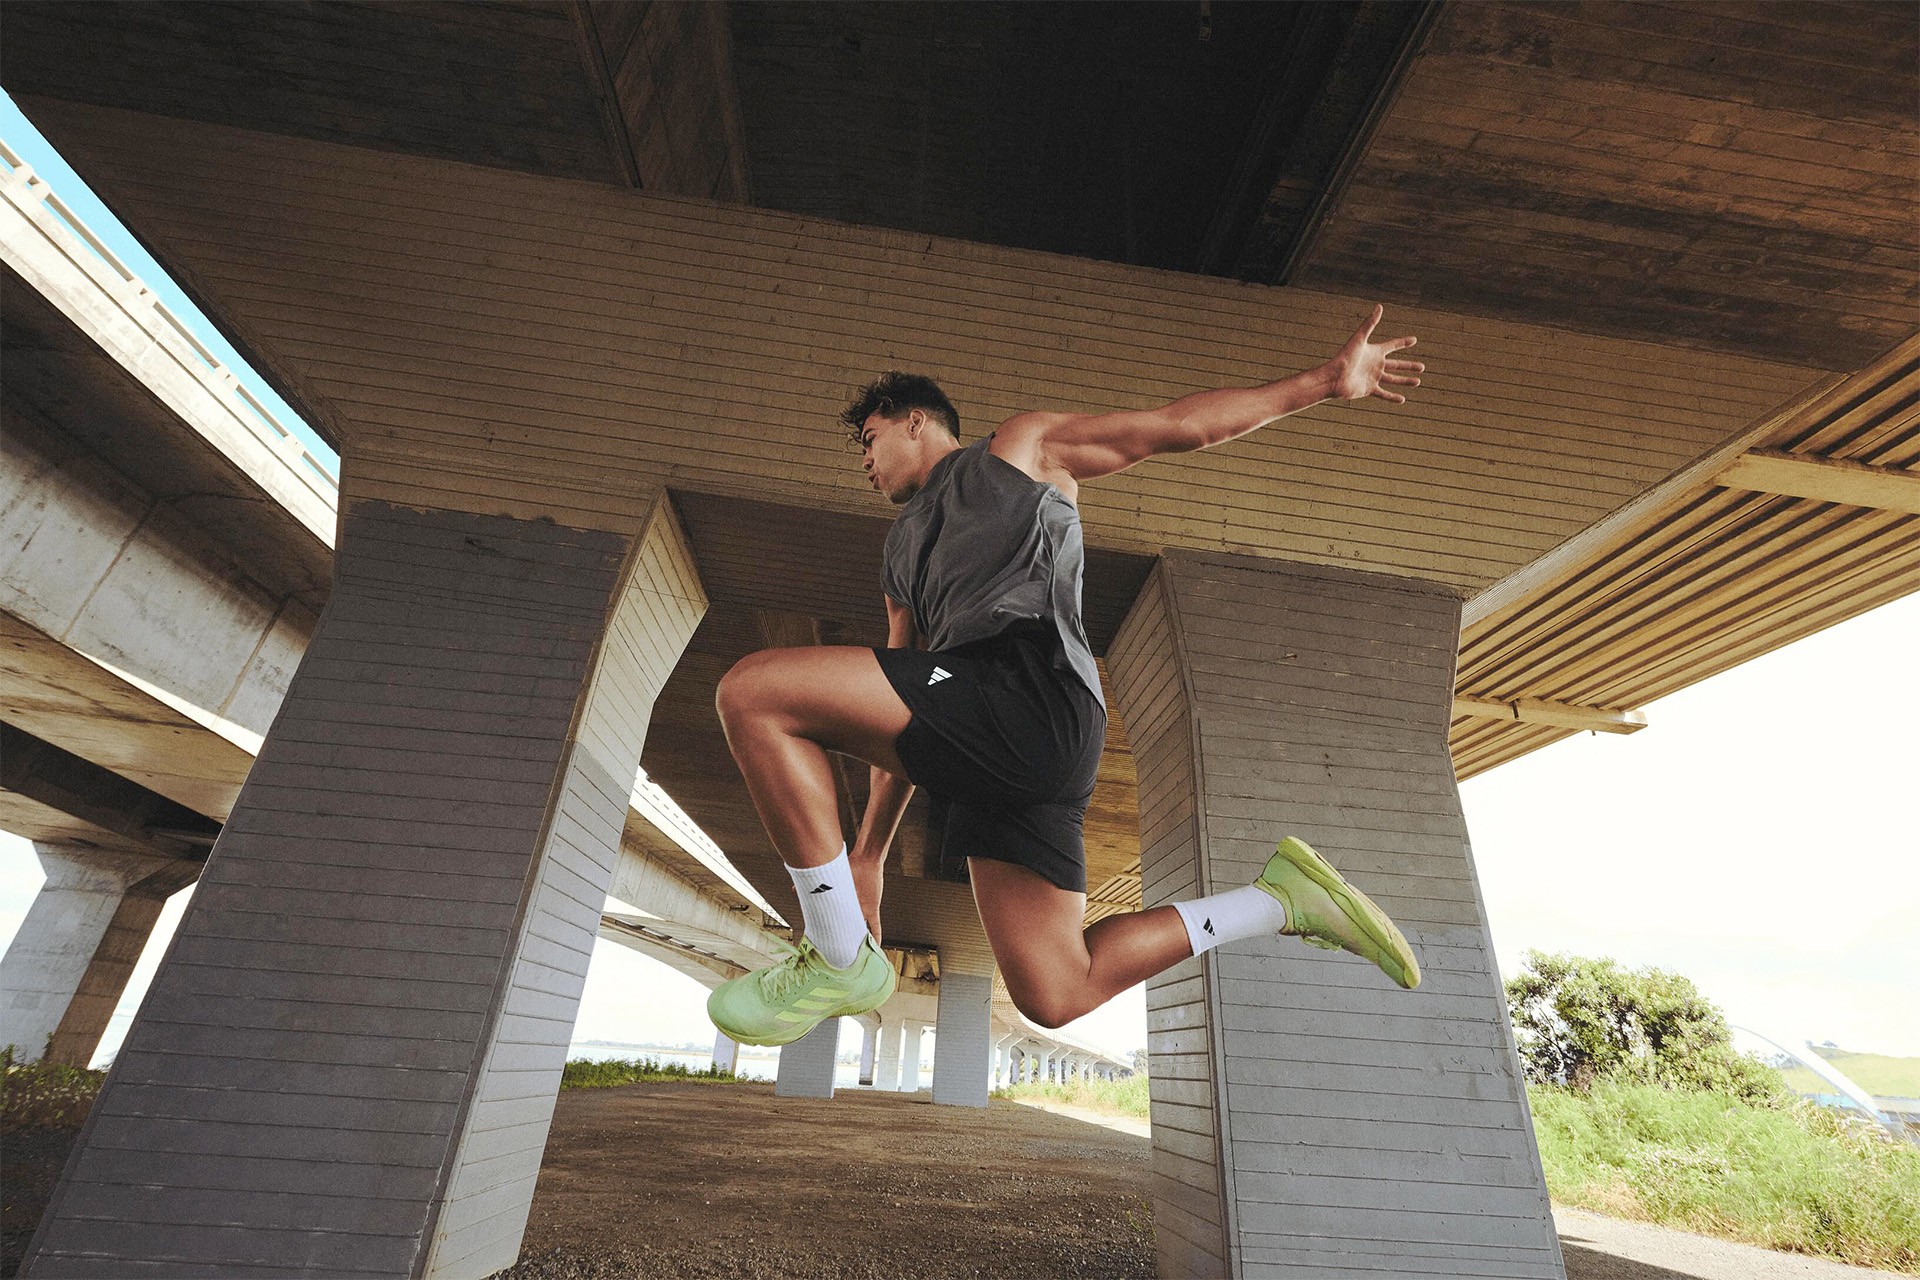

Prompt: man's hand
xmin=1324 ymin=303 xmax=1423 ymax=404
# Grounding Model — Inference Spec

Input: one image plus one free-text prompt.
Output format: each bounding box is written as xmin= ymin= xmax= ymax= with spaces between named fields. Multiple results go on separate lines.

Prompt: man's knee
xmin=1007 ymin=982 xmax=1081 ymax=1031
xmin=715 ymin=650 xmax=779 ymax=727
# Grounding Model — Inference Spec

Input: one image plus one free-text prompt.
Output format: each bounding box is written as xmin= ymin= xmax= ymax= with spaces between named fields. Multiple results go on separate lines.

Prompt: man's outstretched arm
xmin=1000 ymin=304 xmax=1422 ymax=484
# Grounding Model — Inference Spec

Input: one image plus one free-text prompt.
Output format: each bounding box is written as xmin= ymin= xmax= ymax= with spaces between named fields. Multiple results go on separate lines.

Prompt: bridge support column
xmin=898 ymin=1020 xmax=924 ymax=1093
xmin=712 ymin=1033 xmax=739 ymax=1076
xmin=930 ymin=970 xmax=992 ymax=1108
xmin=22 ymin=491 xmax=707 ymax=1280
xmin=857 ymin=1015 xmax=879 ymax=1086
xmin=1109 ymin=554 xmax=1561 ymax=1280
xmin=873 ymin=1017 xmax=904 ymax=1091
xmin=775 ymin=1017 xmax=839 ymax=1099
xmin=0 ymin=843 xmax=198 ymax=1066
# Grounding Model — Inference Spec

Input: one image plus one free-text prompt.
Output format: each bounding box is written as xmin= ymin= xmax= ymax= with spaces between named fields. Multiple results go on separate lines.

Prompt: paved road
xmin=1555 ymin=1206 xmax=1895 ymax=1279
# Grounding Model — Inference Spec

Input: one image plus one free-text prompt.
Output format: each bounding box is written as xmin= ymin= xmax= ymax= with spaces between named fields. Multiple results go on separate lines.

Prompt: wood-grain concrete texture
xmin=1109 ymin=555 xmax=1560 ymax=1279
xmin=8 ymin=95 xmax=1838 ymax=933
xmin=20 ymin=493 xmax=706 ymax=1278
xmin=16 ymin=97 xmax=1820 ymax=583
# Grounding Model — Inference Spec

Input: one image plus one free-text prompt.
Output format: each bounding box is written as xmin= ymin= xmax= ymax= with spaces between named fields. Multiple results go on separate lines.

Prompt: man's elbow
xmin=1157 ymin=417 xmax=1209 ymax=455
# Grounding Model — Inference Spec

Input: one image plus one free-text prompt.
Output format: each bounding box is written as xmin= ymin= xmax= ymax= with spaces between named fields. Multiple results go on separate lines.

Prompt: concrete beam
xmin=1717 ymin=449 xmax=1920 ymax=516
xmin=0 ymin=722 xmax=220 ymax=860
xmin=1451 ymin=696 xmax=1647 ymax=735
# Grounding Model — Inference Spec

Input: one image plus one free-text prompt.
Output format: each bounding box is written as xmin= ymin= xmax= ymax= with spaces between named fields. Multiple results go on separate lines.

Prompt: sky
xmin=2 ymin=92 xmax=1914 ymax=1070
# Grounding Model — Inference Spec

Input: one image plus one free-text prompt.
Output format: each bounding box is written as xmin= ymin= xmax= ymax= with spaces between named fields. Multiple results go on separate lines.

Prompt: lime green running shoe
xmin=707 ymin=934 xmax=897 ymax=1047
xmin=1256 ymin=837 xmax=1421 ymax=989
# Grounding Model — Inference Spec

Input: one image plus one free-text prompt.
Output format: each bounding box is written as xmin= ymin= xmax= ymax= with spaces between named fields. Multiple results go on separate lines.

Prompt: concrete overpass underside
xmin=0 ymin=2 xmax=1913 ymax=1277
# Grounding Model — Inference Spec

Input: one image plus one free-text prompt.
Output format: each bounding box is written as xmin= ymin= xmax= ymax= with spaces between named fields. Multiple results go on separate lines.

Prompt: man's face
xmin=857 ymin=411 xmax=920 ymax=504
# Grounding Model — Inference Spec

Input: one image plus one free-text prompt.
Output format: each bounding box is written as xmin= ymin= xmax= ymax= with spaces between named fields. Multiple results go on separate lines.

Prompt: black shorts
xmin=872 ymin=626 xmax=1106 ymax=893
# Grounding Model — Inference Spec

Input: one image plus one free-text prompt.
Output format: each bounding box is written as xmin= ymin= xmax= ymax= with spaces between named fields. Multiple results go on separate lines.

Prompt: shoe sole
xmin=710 ymin=968 xmax=898 ymax=1048
xmin=1264 ymin=837 xmax=1420 ymax=989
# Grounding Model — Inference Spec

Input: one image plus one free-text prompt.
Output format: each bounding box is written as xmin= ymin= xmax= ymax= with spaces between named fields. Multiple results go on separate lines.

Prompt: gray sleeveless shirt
xmin=882 ymin=435 xmax=1103 ymax=702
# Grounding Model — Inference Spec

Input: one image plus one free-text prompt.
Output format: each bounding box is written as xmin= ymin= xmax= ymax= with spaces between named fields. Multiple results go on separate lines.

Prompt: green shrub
xmin=559 ymin=1056 xmax=741 ymax=1089
xmin=2 ymin=1045 xmax=105 ymax=1130
xmin=1531 ymin=1077 xmax=1920 ymax=1272
xmin=1506 ymin=951 xmax=1785 ymax=1103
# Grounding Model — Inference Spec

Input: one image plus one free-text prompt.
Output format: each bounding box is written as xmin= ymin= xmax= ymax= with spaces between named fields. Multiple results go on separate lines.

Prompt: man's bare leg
xmin=714 ymin=645 xmax=913 ymax=938
xmin=973 ymin=842 xmax=1421 ymax=1030
xmin=967 ymin=856 xmax=1194 ymax=1028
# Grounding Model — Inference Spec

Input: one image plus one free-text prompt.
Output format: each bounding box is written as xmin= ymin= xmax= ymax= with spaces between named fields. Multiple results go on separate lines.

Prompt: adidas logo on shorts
xmin=927 ymin=666 xmax=952 ymax=686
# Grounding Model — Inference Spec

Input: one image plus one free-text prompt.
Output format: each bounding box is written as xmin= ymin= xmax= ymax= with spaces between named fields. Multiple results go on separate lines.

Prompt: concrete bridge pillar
xmin=775 ymin=1017 xmax=839 ymax=1100
xmin=22 ymin=490 xmax=708 ymax=1280
xmin=991 ymin=1032 xmax=1019 ymax=1088
xmin=1108 ymin=554 xmax=1561 ymax=1279
xmin=898 ymin=1020 xmax=925 ymax=1093
xmin=930 ymin=970 xmax=993 ymax=1108
xmin=711 ymin=1033 xmax=739 ymax=1076
xmin=857 ymin=1015 xmax=880 ymax=1086
xmin=873 ymin=1017 xmax=904 ymax=1091
xmin=0 ymin=842 xmax=199 ymax=1066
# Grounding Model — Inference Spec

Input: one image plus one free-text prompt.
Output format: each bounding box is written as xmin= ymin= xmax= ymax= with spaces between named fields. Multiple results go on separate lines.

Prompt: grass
xmin=994 ymin=1072 xmax=1149 ymax=1121
xmin=559 ymin=1056 xmax=743 ymax=1089
xmin=1777 ymin=1048 xmax=1920 ymax=1098
xmin=1 ymin=1047 xmax=105 ymax=1130
xmin=1531 ymin=1077 xmax=1920 ymax=1273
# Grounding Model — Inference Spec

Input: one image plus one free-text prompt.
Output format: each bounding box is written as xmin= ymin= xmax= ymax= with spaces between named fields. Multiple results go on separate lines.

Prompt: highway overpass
xmin=0 ymin=4 xmax=1913 ymax=1277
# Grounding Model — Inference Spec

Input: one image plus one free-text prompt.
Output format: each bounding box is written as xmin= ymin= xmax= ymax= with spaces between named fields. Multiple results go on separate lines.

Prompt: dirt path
xmin=6 ymin=1084 xmax=1901 ymax=1278
xmin=499 ymin=1082 xmax=1156 ymax=1280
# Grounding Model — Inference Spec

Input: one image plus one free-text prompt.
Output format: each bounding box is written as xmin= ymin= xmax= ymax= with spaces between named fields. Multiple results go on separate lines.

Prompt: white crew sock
xmin=786 ymin=847 xmax=868 ymax=969
xmin=1171 ymin=884 xmax=1290 ymax=957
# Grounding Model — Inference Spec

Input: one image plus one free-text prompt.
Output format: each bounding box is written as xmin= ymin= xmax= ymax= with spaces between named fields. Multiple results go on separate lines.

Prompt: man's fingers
xmin=1373 ymin=387 xmax=1407 ymax=404
xmin=1389 ymin=335 xmax=1417 ymax=352
xmin=1382 ymin=374 xmax=1421 ymax=387
xmin=1356 ymin=303 xmax=1383 ymax=342
xmin=1385 ymin=359 xmax=1424 ymax=373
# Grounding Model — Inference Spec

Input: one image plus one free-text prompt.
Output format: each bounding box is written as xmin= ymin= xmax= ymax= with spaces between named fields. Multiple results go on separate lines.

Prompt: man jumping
xmin=708 ymin=305 xmax=1425 ymax=1047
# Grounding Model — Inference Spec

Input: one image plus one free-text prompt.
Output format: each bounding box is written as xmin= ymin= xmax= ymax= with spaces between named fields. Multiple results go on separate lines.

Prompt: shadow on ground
xmin=1559 ymin=1239 xmax=1700 ymax=1280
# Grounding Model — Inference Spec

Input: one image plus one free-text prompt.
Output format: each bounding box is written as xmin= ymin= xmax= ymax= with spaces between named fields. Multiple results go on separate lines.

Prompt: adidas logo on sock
xmin=927 ymin=666 xmax=952 ymax=686
xmin=1203 ymin=918 xmax=1215 ymax=935
xmin=809 ymin=884 xmax=834 ymax=895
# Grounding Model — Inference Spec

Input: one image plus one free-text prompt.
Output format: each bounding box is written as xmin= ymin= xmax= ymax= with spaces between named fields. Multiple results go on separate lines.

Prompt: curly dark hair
xmin=839 ymin=372 xmax=960 ymax=447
